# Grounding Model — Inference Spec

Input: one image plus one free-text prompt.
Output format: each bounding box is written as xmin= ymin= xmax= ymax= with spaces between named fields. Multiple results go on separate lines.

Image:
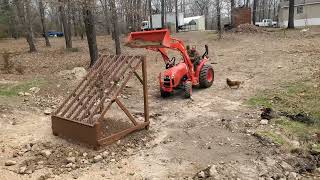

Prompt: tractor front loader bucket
xmin=51 ymin=55 xmax=149 ymax=149
xmin=126 ymin=29 xmax=171 ymax=48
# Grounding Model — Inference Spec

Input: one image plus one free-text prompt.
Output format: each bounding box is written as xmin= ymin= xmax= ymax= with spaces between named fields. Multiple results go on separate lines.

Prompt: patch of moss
xmin=0 ymin=79 xmax=47 ymax=97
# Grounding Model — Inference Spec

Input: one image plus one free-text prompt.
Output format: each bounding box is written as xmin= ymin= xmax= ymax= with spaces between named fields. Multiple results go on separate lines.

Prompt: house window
xmin=297 ymin=6 xmax=303 ymax=14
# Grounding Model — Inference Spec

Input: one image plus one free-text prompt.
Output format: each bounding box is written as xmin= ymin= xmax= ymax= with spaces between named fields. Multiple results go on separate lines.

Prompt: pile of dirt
xmin=235 ymin=23 xmax=262 ymax=33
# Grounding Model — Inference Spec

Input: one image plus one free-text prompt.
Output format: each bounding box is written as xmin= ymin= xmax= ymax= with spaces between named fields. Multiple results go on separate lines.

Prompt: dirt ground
xmin=0 ymin=28 xmax=320 ymax=180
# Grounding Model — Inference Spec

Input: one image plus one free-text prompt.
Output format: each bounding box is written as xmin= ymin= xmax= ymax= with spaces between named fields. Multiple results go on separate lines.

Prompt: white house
xmin=183 ymin=16 xmax=206 ymax=31
xmin=279 ymin=0 xmax=320 ymax=27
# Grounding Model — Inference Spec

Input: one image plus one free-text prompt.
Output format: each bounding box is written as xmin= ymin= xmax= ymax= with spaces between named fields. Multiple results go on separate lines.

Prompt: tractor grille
xmin=163 ymin=76 xmax=174 ymax=87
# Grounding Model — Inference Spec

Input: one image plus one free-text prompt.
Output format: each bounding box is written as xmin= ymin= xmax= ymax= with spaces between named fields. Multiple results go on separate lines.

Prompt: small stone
xmin=277 ymin=65 xmax=283 ymax=69
xmin=72 ymin=173 xmax=79 ymax=179
xmin=260 ymin=119 xmax=269 ymax=125
xmin=280 ymin=161 xmax=293 ymax=171
xmin=37 ymin=161 xmax=44 ymax=165
xmin=66 ymin=157 xmax=76 ymax=163
xmin=41 ymin=149 xmax=51 ymax=157
xmin=110 ymin=159 xmax=116 ymax=162
xmin=44 ymin=109 xmax=52 ymax=115
xmin=198 ymin=171 xmax=205 ymax=178
xmin=208 ymin=165 xmax=218 ymax=177
xmin=82 ymin=152 xmax=88 ymax=157
xmin=291 ymin=140 xmax=300 ymax=148
xmin=24 ymin=92 xmax=31 ymax=96
xmin=19 ymin=166 xmax=27 ymax=174
xmin=66 ymin=163 xmax=73 ymax=168
xmin=18 ymin=92 xmax=24 ymax=96
xmin=287 ymin=172 xmax=298 ymax=180
xmin=101 ymin=151 xmax=109 ymax=158
xmin=29 ymin=87 xmax=40 ymax=94
xmin=93 ymin=155 xmax=103 ymax=163
xmin=265 ymin=157 xmax=276 ymax=166
xmin=5 ymin=160 xmax=17 ymax=166
xmin=129 ymin=172 xmax=135 ymax=176
xmin=315 ymin=167 xmax=320 ymax=174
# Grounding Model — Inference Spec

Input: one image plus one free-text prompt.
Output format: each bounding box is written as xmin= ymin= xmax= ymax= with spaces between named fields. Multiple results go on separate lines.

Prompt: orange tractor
xmin=126 ymin=29 xmax=214 ymax=98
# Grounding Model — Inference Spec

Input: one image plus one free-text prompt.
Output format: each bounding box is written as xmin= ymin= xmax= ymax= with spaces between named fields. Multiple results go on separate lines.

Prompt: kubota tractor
xmin=126 ymin=29 xmax=214 ymax=98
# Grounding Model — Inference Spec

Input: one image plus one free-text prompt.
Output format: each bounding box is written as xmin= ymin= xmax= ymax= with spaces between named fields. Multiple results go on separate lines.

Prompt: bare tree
xmin=110 ymin=0 xmax=121 ymax=54
xmin=149 ymin=0 xmax=153 ymax=29
xmin=83 ymin=2 xmax=98 ymax=66
xmin=252 ymin=0 xmax=258 ymax=24
xmin=100 ymin=0 xmax=111 ymax=34
xmin=161 ymin=0 xmax=165 ymax=28
xmin=38 ymin=0 xmax=51 ymax=47
xmin=59 ymin=0 xmax=72 ymax=48
xmin=14 ymin=0 xmax=36 ymax=52
xmin=287 ymin=0 xmax=294 ymax=29
xmin=175 ymin=0 xmax=178 ymax=32
xmin=216 ymin=0 xmax=221 ymax=39
xmin=230 ymin=0 xmax=235 ymax=27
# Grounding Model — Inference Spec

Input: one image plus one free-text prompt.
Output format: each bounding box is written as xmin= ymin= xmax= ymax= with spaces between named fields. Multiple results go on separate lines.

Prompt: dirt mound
xmin=236 ymin=23 xmax=262 ymax=33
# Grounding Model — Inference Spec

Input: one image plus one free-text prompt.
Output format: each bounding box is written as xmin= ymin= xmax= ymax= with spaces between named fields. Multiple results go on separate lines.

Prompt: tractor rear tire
xmin=199 ymin=64 xmax=214 ymax=88
xmin=160 ymin=88 xmax=170 ymax=98
xmin=184 ymin=81 xmax=192 ymax=98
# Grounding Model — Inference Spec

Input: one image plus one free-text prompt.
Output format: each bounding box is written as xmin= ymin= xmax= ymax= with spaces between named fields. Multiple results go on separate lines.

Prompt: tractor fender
xmin=195 ymin=58 xmax=209 ymax=81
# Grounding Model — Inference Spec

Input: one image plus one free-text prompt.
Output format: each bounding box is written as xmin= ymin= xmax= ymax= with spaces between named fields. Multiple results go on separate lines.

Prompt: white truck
xmin=255 ymin=19 xmax=277 ymax=27
xmin=141 ymin=13 xmax=184 ymax=30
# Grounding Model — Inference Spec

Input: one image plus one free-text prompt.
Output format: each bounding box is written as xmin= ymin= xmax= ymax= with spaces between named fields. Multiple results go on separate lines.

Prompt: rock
xmin=110 ymin=159 xmax=116 ymax=162
xmin=66 ymin=163 xmax=73 ymax=168
xmin=66 ymin=157 xmax=76 ymax=163
xmin=260 ymin=119 xmax=269 ymax=125
xmin=287 ymin=172 xmax=298 ymax=180
xmin=261 ymin=108 xmax=276 ymax=120
xmin=291 ymin=140 xmax=300 ymax=148
xmin=19 ymin=166 xmax=27 ymax=174
xmin=277 ymin=65 xmax=283 ymax=69
xmin=101 ymin=151 xmax=109 ymax=158
xmin=29 ymin=87 xmax=40 ymax=94
xmin=280 ymin=161 xmax=293 ymax=171
xmin=24 ymin=92 xmax=31 ymax=96
xmin=93 ymin=155 xmax=103 ymax=163
xmin=82 ymin=152 xmax=88 ymax=157
xmin=265 ymin=157 xmax=276 ymax=166
xmin=41 ymin=149 xmax=51 ymax=157
xmin=18 ymin=92 xmax=24 ymax=96
xmin=5 ymin=160 xmax=17 ymax=166
xmin=198 ymin=171 xmax=205 ymax=178
xmin=44 ymin=109 xmax=52 ymax=115
xmin=315 ymin=167 xmax=320 ymax=174
xmin=208 ymin=165 xmax=219 ymax=177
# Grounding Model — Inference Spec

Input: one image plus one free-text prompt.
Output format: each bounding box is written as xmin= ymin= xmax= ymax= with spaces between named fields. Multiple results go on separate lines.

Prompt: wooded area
xmin=0 ymin=0 xmax=294 ymax=63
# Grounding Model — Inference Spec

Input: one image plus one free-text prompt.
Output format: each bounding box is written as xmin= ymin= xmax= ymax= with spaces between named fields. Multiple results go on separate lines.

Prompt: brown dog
xmin=226 ymin=78 xmax=243 ymax=89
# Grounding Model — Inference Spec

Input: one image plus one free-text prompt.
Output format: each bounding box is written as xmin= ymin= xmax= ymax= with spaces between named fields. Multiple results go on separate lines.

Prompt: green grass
xmin=274 ymin=117 xmax=320 ymax=142
xmin=248 ymin=81 xmax=320 ymax=151
xmin=256 ymin=130 xmax=286 ymax=145
xmin=247 ymin=81 xmax=320 ymax=122
xmin=0 ymin=79 xmax=47 ymax=97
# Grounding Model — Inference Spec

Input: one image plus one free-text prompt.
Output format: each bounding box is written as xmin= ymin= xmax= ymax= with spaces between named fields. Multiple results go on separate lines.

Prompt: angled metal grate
xmin=51 ymin=55 xmax=149 ymax=148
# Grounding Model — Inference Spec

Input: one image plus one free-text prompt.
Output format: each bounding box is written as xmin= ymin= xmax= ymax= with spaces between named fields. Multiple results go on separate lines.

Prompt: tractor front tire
xmin=160 ymin=88 xmax=170 ymax=98
xmin=199 ymin=64 xmax=214 ymax=88
xmin=184 ymin=81 xmax=192 ymax=98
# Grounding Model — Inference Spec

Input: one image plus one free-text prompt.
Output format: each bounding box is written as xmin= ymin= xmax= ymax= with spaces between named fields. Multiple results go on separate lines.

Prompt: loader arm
xmin=125 ymin=29 xmax=196 ymax=84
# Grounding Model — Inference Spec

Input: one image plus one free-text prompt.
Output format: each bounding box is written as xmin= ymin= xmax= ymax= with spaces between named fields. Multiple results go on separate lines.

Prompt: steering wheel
xmin=166 ymin=57 xmax=176 ymax=69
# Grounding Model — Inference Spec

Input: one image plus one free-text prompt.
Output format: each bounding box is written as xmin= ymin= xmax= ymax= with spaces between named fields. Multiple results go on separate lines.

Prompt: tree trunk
xmin=288 ymin=0 xmax=294 ymax=29
xmin=149 ymin=0 xmax=153 ymax=29
xmin=231 ymin=0 xmax=235 ymax=27
xmin=217 ymin=0 xmax=222 ymax=39
xmin=59 ymin=0 xmax=72 ymax=48
xmin=110 ymin=0 xmax=121 ymax=55
xmin=39 ymin=0 xmax=51 ymax=47
xmin=100 ymin=0 xmax=111 ymax=35
xmin=15 ymin=0 xmax=37 ymax=52
xmin=175 ymin=0 xmax=178 ymax=32
xmin=252 ymin=0 xmax=258 ymax=24
xmin=161 ymin=0 xmax=165 ymax=28
xmin=83 ymin=5 xmax=98 ymax=67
